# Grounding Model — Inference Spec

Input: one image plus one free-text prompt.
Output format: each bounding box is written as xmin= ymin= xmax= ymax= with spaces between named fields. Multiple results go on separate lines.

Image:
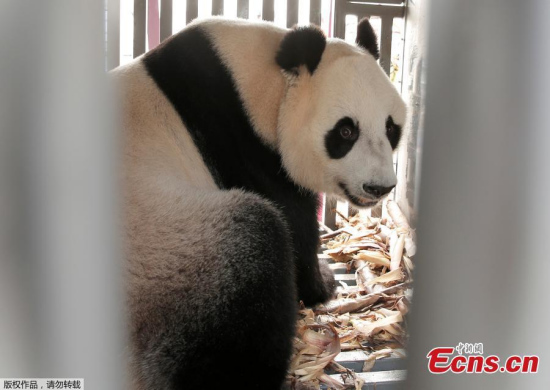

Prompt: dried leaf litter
xmin=287 ymin=200 xmax=415 ymax=390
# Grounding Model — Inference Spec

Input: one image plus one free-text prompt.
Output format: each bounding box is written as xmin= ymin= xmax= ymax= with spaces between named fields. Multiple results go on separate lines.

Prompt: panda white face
xmin=277 ymin=40 xmax=406 ymax=208
xmin=315 ymin=52 xmax=406 ymax=207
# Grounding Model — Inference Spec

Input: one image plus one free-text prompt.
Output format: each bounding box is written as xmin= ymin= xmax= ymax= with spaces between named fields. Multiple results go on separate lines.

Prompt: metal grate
xmin=321 ymin=253 xmax=407 ymax=389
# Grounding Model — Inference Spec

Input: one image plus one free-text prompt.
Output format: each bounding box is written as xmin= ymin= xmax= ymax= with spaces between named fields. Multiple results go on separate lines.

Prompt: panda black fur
xmin=113 ymin=16 xmax=406 ymax=390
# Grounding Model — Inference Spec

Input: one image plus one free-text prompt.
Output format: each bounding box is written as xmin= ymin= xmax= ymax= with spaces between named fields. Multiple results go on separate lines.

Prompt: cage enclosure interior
xmin=105 ymin=1 xmax=426 ymax=389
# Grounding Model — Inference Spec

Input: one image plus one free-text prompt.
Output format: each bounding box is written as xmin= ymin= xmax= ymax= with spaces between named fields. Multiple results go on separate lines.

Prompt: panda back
xmin=111 ymin=60 xmax=217 ymax=193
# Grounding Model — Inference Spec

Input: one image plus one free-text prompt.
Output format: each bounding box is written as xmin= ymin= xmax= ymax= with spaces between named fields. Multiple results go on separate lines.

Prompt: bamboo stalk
xmin=390 ymin=234 xmax=405 ymax=271
xmin=317 ymin=295 xmax=380 ymax=314
xmin=386 ymin=200 xmax=410 ymax=231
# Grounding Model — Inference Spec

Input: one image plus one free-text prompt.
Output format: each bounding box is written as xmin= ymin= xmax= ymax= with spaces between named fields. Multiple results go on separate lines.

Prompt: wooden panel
xmin=107 ymin=0 xmax=120 ymax=70
xmin=186 ymin=0 xmax=198 ymax=24
xmin=286 ymin=0 xmax=299 ymax=27
xmin=379 ymin=16 xmax=393 ymax=75
xmin=309 ymin=0 xmax=322 ymax=26
xmin=237 ymin=0 xmax=249 ymax=19
xmin=334 ymin=2 xmax=404 ymax=40
xmin=160 ymin=0 xmax=173 ymax=41
xmin=212 ymin=0 xmax=224 ymax=16
xmin=343 ymin=2 xmax=405 ymax=18
xmin=133 ymin=0 xmax=146 ymax=58
xmin=262 ymin=0 xmax=275 ymax=21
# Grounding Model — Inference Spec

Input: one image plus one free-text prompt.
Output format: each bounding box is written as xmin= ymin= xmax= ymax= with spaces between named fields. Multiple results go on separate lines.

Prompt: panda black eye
xmin=339 ymin=126 xmax=353 ymax=139
xmin=385 ymin=115 xmax=402 ymax=150
xmin=386 ymin=126 xmax=395 ymax=141
xmin=325 ymin=117 xmax=359 ymax=159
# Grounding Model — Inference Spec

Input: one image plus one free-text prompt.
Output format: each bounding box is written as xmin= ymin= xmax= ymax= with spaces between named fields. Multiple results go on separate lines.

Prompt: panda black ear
xmin=356 ymin=17 xmax=380 ymax=60
xmin=276 ymin=26 xmax=326 ymax=75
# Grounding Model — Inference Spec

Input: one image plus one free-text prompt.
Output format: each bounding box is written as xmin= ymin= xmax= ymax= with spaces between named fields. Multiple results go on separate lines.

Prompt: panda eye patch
xmin=325 ymin=117 xmax=359 ymax=159
xmin=386 ymin=115 xmax=402 ymax=150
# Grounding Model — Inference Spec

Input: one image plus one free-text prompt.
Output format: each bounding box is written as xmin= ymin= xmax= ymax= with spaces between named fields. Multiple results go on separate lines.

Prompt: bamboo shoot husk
xmin=390 ymin=234 xmax=405 ymax=271
xmin=364 ymin=268 xmax=403 ymax=287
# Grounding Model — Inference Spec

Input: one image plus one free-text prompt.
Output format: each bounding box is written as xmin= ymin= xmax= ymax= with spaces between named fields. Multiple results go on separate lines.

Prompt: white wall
xmin=405 ymin=0 xmax=550 ymax=388
xmin=0 ymin=1 xmax=125 ymax=387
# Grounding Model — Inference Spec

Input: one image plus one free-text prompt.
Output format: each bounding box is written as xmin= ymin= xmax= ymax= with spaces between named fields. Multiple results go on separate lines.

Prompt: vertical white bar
xmin=172 ymin=0 xmax=187 ymax=33
xmin=407 ymin=0 xmax=550 ymax=388
xmin=320 ymin=0 xmax=332 ymax=36
xmin=274 ymin=0 xmax=287 ymax=27
xmin=248 ymin=0 xmax=263 ymax=20
xmin=0 ymin=0 xmax=124 ymax=387
xmin=224 ymin=0 xmax=238 ymax=18
xmin=344 ymin=14 xmax=357 ymax=43
xmin=198 ymin=0 xmax=213 ymax=18
xmin=298 ymin=0 xmax=310 ymax=26
xmin=120 ymin=0 xmax=135 ymax=65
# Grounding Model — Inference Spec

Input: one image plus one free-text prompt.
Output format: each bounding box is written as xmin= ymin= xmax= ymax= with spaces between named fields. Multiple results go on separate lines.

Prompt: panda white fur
xmin=112 ymin=16 xmax=406 ymax=390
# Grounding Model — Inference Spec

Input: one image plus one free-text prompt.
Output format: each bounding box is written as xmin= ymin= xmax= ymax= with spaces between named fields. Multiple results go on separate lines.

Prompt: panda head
xmin=275 ymin=18 xmax=406 ymax=208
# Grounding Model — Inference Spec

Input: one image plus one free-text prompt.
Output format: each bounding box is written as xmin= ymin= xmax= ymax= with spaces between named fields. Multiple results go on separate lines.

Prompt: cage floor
xmin=320 ymin=256 xmax=407 ymax=389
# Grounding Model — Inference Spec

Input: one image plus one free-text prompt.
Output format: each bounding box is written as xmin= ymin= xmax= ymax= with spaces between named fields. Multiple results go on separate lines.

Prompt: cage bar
xmin=309 ymin=0 xmax=322 ymax=26
xmin=379 ymin=15 xmax=393 ymax=75
xmin=160 ymin=0 xmax=173 ymax=41
xmin=133 ymin=0 xmax=146 ymax=57
xmin=186 ymin=0 xmax=198 ymax=24
xmin=107 ymin=0 xmax=120 ymax=69
xmin=238 ymin=0 xmax=249 ymax=18
xmin=286 ymin=0 xmax=299 ymax=27
xmin=262 ymin=0 xmax=275 ymax=21
xmin=212 ymin=0 xmax=224 ymax=16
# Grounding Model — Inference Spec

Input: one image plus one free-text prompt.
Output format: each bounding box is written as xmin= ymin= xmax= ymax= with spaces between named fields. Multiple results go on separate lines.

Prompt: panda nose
xmin=362 ymin=184 xmax=395 ymax=198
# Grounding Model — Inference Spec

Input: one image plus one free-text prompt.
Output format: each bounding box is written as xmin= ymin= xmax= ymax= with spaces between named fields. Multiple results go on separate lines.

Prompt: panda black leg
xmin=126 ymin=190 xmax=297 ymax=390
xmin=270 ymin=191 xmax=336 ymax=307
xmin=294 ymin=257 xmax=336 ymax=307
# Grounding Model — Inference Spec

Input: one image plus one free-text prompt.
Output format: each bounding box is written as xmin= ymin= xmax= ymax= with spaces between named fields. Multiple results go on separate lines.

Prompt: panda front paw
xmin=299 ymin=258 xmax=336 ymax=307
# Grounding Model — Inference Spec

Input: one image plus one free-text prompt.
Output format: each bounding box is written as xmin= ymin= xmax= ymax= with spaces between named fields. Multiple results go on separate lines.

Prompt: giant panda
xmin=112 ymin=16 xmax=406 ymax=390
